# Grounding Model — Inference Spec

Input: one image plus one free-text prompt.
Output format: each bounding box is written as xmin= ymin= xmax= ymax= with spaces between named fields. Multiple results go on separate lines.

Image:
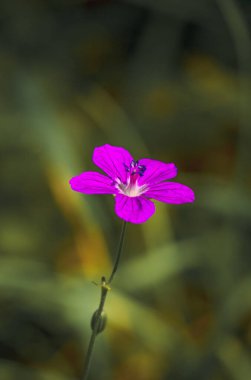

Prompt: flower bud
xmin=91 ymin=310 xmax=107 ymax=334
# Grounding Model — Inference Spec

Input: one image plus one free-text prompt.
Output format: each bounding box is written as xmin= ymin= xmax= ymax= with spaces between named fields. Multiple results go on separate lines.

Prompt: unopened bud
xmin=91 ymin=310 xmax=107 ymax=334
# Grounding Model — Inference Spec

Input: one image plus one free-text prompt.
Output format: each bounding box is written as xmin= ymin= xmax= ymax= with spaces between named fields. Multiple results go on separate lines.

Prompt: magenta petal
xmin=93 ymin=144 xmax=134 ymax=182
xmin=137 ymin=159 xmax=178 ymax=186
xmin=69 ymin=171 xmax=115 ymax=194
xmin=115 ymin=194 xmax=155 ymax=224
xmin=145 ymin=182 xmax=195 ymax=204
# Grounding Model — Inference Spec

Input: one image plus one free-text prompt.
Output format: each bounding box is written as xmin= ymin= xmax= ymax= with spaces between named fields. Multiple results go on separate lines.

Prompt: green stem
xmin=81 ymin=277 xmax=109 ymax=380
xmin=108 ymin=220 xmax=127 ymax=284
xmin=81 ymin=220 xmax=127 ymax=380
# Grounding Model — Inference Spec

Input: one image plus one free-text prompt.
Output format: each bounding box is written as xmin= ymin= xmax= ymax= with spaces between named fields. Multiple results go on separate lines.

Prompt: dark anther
xmin=123 ymin=163 xmax=130 ymax=172
xmin=131 ymin=160 xmax=138 ymax=168
xmin=125 ymin=160 xmax=147 ymax=176
xmin=138 ymin=165 xmax=146 ymax=172
xmin=91 ymin=310 xmax=107 ymax=334
xmin=137 ymin=164 xmax=146 ymax=176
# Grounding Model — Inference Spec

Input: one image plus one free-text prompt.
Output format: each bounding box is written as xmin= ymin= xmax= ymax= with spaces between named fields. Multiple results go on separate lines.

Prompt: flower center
xmin=116 ymin=160 xmax=148 ymax=197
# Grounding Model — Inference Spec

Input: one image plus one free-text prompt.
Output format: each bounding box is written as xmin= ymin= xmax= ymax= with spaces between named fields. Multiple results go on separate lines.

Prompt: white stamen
xmin=115 ymin=177 xmax=148 ymax=197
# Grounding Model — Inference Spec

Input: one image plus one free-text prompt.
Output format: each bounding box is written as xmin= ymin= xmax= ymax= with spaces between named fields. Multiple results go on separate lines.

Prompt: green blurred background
xmin=1 ymin=0 xmax=251 ymax=379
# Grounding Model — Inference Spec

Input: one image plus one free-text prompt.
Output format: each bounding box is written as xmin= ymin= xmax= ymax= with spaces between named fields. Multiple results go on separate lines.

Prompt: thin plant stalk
xmin=108 ymin=220 xmax=127 ymax=284
xmin=81 ymin=220 xmax=127 ymax=380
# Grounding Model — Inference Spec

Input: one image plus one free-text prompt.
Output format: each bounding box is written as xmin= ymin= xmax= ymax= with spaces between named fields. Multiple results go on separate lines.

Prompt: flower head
xmin=69 ymin=144 xmax=195 ymax=224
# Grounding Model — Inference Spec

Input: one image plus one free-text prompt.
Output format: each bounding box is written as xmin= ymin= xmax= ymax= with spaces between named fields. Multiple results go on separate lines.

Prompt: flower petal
xmin=145 ymin=182 xmax=195 ymax=204
xmin=69 ymin=171 xmax=115 ymax=194
xmin=93 ymin=144 xmax=134 ymax=182
xmin=115 ymin=194 xmax=155 ymax=224
xmin=137 ymin=159 xmax=178 ymax=186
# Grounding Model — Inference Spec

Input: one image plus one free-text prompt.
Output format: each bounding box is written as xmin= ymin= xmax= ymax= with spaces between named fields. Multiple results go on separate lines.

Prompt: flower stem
xmin=81 ymin=277 xmax=109 ymax=380
xmin=81 ymin=220 xmax=127 ymax=380
xmin=108 ymin=220 xmax=127 ymax=284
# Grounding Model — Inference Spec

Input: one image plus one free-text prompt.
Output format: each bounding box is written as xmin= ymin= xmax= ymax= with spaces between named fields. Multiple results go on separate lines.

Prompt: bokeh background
xmin=1 ymin=0 xmax=251 ymax=379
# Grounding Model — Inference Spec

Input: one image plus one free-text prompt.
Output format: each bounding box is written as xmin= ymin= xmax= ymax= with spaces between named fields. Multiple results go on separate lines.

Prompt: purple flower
xmin=69 ymin=144 xmax=195 ymax=224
